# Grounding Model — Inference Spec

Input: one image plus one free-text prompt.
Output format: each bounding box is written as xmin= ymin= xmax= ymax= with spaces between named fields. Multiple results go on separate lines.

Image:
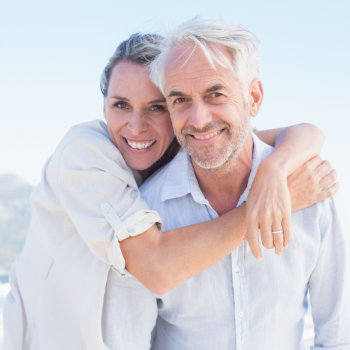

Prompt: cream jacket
xmin=3 ymin=120 xmax=161 ymax=350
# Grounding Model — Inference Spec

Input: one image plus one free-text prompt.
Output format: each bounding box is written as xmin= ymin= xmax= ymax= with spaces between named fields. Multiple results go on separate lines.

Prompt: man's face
xmin=163 ymin=44 xmax=253 ymax=170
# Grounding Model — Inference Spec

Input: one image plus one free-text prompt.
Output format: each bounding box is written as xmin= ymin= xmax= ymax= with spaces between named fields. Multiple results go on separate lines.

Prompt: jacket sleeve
xmin=309 ymin=193 xmax=350 ymax=350
xmin=54 ymin=127 xmax=162 ymax=274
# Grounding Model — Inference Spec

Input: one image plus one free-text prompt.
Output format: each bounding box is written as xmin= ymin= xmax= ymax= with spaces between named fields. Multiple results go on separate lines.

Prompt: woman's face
xmin=104 ymin=61 xmax=174 ymax=171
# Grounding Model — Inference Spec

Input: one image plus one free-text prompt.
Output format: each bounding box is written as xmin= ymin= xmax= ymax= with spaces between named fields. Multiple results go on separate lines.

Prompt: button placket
xmin=231 ymin=248 xmax=243 ymax=350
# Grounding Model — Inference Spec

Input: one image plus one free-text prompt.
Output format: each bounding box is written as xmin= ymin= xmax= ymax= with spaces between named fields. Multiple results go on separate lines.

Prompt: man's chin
xmin=191 ymin=152 xmax=232 ymax=170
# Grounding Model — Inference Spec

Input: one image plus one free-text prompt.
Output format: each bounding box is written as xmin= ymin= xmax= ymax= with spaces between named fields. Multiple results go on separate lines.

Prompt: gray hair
xmin=149 ymin=19 xmax=260 ymax=96
xmin=100 ymin=33 xmax=163 ymax=96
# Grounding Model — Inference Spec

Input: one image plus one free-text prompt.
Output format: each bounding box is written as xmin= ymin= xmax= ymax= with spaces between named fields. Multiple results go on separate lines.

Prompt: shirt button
xmin=233 ymin=266 xmax=240 ymax=273
xmin=238 ymin=311 xmax=244 ymax=318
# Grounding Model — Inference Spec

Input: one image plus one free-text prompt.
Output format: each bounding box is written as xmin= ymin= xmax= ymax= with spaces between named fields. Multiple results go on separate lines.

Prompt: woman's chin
xmin=126 ymin=159 xmax=157 ymax=172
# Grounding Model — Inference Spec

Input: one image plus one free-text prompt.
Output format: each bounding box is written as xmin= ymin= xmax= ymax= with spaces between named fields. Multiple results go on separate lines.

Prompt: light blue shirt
xmin=141 ymin=134 xmax=350 ymax=350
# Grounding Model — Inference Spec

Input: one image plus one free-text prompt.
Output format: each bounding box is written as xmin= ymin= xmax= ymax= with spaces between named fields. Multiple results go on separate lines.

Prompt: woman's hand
xmin=245 ymin=159 xmax=291 ymax=259
xmin=245 ymin=156 xmax=338 ymax=259
xmin=288 ymin=156 xmax=339 ymax=210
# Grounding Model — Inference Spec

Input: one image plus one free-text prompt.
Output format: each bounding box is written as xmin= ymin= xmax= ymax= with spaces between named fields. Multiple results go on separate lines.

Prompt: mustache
xmin=181 ymin=122 xmax=230 ymax=135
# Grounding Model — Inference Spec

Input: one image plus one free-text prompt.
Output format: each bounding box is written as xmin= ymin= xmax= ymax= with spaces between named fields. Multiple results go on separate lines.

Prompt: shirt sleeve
xmin=309 ymin=194 xmax=350 ymax=350
xmin=54 ymin=125 xmax=162 ymax=274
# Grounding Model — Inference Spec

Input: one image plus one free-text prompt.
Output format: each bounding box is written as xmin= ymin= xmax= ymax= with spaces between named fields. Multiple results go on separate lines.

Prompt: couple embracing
xmin=4 ymin=18 xmax=349 ymax=350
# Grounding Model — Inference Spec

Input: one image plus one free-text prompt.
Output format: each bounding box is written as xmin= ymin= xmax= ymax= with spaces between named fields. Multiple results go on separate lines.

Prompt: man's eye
xmin=205 ymin=92 xmax=225 ymax=104
xmin=114 ymin=101 xmax=128 ymax=109
xmin=174 ymin=97 xmax=186 ymax=104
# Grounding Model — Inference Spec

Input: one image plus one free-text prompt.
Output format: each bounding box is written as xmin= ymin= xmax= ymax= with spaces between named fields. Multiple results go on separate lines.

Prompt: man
xmin=140 ymin=19 xmax=350 ymax=349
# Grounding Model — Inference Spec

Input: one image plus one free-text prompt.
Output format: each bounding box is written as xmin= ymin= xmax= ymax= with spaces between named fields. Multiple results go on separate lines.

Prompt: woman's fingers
xmin=314 ymin=160 xmax=332 ymax=181
xmin=282 ymin=214 xmax=292 ymax=247
xmin=260 ymin=219 xmax=274 ymax=249
xmin=319 ymin=181 xmax=340 ymax=200
xmin=271 ymin=212 xmax=291 ymax=255
xmin=272 ymin=230 xmax=284 ymax=255
xmin=245 ymin=161 xmax=292 ymax=258
xmin=247 ymin=210 xmax=291 ymax=258
xmin=319 ymin=169 xmax=337 ymax=189
xmin=289 ymin=157 xmax=338 ymax=210
xmin=304 ymin=155 xmax=323 ymax=171
xmin=245 ymin=155 xmax=338 ymax=260
xmin=246 ymin=219 xmax=262 ymax=259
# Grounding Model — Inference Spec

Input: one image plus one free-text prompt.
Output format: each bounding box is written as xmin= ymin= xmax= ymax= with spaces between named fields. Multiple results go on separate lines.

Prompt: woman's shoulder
xmin=54 ymin=119 xmax=121 ymax=158
xmin=32 ymin=119 xmax=136 ymax=198
xmin=62 ymin=119 xmax=110 ymax=144
xmin=50 ymin=119 xmax=129 ymax=174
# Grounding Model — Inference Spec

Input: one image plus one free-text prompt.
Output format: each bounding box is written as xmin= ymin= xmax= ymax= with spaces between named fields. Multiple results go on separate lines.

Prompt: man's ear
xmin=248 ymin=79 xmax=264 ymax=117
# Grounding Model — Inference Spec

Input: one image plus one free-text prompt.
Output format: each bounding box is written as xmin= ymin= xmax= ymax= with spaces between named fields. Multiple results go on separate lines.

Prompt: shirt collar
xmin=161 ymin=133 xmax=273 ymax=206
xmin=160 ymin=149 xmax=210 ymax=205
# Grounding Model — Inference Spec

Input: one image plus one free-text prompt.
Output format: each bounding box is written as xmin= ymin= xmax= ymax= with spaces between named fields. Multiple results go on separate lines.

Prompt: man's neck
xmin=193 ymin=135 xmax=254 ymax=216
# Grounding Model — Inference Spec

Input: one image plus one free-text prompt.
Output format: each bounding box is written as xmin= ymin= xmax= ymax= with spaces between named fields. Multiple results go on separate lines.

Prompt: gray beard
xmin=177 ymin=120 xmax=251 ymax=170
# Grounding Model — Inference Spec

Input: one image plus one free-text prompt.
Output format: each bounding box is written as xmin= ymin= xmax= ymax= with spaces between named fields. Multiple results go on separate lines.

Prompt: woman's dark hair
xmin=100 ymin=33 xmax=163 ymax=96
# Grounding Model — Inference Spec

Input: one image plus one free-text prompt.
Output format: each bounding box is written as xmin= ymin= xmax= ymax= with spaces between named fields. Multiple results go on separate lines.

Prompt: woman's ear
xmin=248 ymin=79 xmax=264 ymax=117
xmin=103 ymin=98 xmax=107 ymax=117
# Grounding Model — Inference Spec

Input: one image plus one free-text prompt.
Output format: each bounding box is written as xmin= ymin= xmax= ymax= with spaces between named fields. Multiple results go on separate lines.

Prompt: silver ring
xmin=271 ymin=229 xmax=283 ymax=234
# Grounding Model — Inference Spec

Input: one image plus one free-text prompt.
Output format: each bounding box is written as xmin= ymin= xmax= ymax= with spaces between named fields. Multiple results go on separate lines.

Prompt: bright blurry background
xmin=0 ymin=0 xmax=349 ymax=191
xmin=0 ymin=0 xmax=349 ymax=347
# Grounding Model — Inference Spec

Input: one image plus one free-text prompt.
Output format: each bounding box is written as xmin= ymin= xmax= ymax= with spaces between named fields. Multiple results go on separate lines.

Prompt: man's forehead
xmin=165 ymin=43 xmax=233 ymax=73
xmin=163 ymin=43 xmax=235 ymax=93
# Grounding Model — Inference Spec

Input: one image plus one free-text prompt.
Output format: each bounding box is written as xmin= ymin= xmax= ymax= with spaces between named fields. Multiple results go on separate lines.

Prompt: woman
xmin=3 ymin=33 xmax=336 ymax=350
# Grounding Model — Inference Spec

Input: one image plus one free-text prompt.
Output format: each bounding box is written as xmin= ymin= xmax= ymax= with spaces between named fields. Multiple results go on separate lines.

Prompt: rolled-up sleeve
xmin=309 ymin=194 xmax=350 ymax=349
xmin=54 ymin=123 xmax=162 ymax=274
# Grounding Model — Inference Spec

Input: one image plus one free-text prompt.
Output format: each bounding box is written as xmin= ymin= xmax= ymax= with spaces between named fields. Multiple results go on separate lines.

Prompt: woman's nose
xmin=127 ymin=112 xmax=148 ymax=135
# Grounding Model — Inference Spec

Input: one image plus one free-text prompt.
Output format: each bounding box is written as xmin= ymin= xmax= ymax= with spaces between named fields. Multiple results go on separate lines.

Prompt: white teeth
xmin=126 ymin=139 xmax=156 ymax=149
xmin=193 ymin=130 xmax=221 ymax=140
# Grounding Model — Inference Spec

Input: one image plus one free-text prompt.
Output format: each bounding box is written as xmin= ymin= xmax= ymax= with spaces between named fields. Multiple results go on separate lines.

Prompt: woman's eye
xmin=151 ymin=104 xmax=166 ymax=112
xmin=114 ymin=101 xmax=128 ymax=109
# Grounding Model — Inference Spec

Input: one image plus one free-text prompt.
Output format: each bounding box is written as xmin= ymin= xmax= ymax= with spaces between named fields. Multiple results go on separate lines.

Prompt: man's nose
xmin=127 ymin=112 xmax=148 ymax=135
xmin=188 ymin=100 xmax=212 ymax=130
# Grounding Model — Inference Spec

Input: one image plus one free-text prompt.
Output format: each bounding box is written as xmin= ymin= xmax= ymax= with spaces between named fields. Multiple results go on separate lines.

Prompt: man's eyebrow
xmin=167 ymin=90 xmax=186 ymax=98
xmin=205 ymin=84 xmax=226 ymax=93
xmin=167 ymin=84 xmax=226 ymax=98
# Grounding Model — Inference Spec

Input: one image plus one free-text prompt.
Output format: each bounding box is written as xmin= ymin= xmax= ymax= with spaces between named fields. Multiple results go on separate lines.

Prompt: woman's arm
xmin=246 ymin=123 xmax=335 ymax=259
xmin=56 ymin=124 xmax=247 ymax=295
xmin=57 ymin=122 xmax=336 ymax=295
xmin=121 ymin=148 xmax=337 ymax=295
xmin=255 ymin=123 xmax=325 ymax=175
xmin=121 ymin=205 xmax=247 ymax=295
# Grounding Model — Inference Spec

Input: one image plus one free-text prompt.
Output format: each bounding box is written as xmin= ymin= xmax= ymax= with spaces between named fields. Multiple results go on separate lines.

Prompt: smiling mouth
xmin=190 ymin=129 xmax=225 ymax=140
xmin=125 ymin=138 xmax=156 ymax=150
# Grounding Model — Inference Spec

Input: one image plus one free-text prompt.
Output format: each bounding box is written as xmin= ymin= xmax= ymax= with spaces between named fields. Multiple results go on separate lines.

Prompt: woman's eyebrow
xmin=148 ymin=98 xmax=167 ymax=104
xmin=110 ymin=95 xmax=129 ymax=101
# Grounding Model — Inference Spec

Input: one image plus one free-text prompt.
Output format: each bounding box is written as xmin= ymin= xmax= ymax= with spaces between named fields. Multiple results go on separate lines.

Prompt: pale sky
xmin=1 ymin=0 xmax=349 ymax=195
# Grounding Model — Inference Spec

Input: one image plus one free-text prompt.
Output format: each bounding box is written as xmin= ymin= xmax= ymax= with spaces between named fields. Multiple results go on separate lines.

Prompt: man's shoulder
xmin=294 ymin=191 xmax=349 ymax=242
xmin=318 ymin=192 xmax=349 ymax=230
xmin=140 ymin=156 xmax=173 ymax=198
xmin=140 ymin=149 xmax=189 ymax=201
